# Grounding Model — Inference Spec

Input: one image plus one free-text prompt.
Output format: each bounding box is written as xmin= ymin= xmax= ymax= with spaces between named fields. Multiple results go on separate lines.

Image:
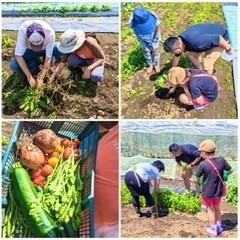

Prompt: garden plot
xmin=121 ymin=178 xmax=238 ymax=238
xmin=2 ymin=3 xmax=119 ymax=119
xmin=121 ymin=2 xmax=237 ymax=119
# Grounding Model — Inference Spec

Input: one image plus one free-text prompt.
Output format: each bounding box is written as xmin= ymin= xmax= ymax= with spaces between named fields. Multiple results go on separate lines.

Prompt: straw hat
xmin=198 ymin=139 xmax=216 ymax=152
xmin=167 ymin=67 xmax=186 ymax=85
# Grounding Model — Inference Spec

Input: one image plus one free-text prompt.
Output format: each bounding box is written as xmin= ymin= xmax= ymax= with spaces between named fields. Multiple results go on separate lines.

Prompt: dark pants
xmin=124 ymin=171 xmax=154 ymax=207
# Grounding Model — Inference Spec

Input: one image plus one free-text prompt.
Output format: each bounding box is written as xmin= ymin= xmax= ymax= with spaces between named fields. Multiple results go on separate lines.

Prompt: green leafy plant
xmin=121 ymin=184 xmax=201 ymax=214
xmin=2 ymin=34 xmax=15 ymax=48
xmin=155 ymin=71 xmax=168 ymax=90
xmin=101 ymin=4 xmax=111 ymax=11
xmin=79 ymin=5 xmax=88 ymax=12
xmin=90 ymin=5 xmax=100 ymax=12
xmin=226 ymin=177 xmax=238 ymax=206
xmin=2 ymin=136 xmax=9 ymax=146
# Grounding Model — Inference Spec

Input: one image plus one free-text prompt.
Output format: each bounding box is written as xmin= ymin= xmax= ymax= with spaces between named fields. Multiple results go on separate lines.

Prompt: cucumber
xmin=11 ymin=167 xmax=61 ymax=237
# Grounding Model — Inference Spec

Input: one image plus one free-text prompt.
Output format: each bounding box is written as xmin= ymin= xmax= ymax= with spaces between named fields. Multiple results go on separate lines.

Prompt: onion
xmin=33 ymin=129 xmax=59 ymax=154
xmin=20 ymin=144 xmax=45 ymax=170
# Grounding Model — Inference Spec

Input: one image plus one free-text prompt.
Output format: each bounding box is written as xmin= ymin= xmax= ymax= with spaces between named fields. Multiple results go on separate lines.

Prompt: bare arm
xmin=49 ymin=61 xmax=67 ymax=82
xmin=37 ymin=57 xmax=52 ymax=87
xmin=172 ymin=56 xmax=180 ymax=67
xmin=153 ymin=179 xmax=160 ymax=194
xmin=219 ymin=35 xmax=232 ymax=54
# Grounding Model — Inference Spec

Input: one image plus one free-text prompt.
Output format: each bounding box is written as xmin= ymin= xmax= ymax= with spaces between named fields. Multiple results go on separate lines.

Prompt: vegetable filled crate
xmin=2 ymin=121 xmax=99 ymax=238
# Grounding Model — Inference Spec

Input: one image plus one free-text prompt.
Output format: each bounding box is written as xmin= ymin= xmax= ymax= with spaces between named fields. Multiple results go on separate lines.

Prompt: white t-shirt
xmin=127 ymin=162 xmax=161 ymax=183
xmin=15 ymin=20 xmax=55 ymax=58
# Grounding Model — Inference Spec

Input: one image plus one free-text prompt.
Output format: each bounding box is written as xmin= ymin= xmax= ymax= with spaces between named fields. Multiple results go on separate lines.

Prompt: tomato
xmin=73 ymin=138 xmax=80 ymax=146
xmin=72 ymin=142 xmax=78 ymax=149
xmin=63 ymin=147 xmax=72 ymax=159
xmin=49 ymin=151 xmax=60 ymax=158
xmin=42 ymin=164 xmax=54 ymax=177
xmin=30 ymin=168 xmax=42 ymax=179
xmin=33 ymin=175 xmax=45 ymax=187
xmin=55 ymin=144 xmax=62 ymax=153
xmin=48 ymin=157 xmax=59 ymax=167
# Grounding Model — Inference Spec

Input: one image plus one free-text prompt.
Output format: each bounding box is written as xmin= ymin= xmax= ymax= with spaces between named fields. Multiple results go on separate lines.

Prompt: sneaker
xmin=217 ymin=222 xmax=223 ymax=234
xmin=206 ymin=225 xmax=218 ymax=236
xmin=147 ymin=66 xmax=153 ymax=73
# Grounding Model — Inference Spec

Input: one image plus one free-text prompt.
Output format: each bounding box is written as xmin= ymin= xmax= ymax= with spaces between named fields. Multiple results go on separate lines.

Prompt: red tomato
xmin=61 ymin=138 xmax=72 ymax=148
xmin=30 ymin=168 xmax=42 ymax=179
xmin=49 ymin=151 xmax=60 ymax=158
xmin=42 ymin=164 xmax=54 ymax=177
xmin=73 ymin=138 xmax=80 ymax=146
xmin=33 ymin=175 xmax=45 ymax=187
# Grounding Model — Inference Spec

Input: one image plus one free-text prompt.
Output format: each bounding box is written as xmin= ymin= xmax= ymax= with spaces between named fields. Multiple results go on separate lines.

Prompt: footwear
xmin=147 ymin=66 xmax=153 ymax=73
xmin=144 ymin=211 xmax=151 ymax=218
xmin=217 ymin=222 xmax=223 ymax=234
xmin=206 ymin=225 xmax=218 ymax=236
xmin=154 ymin=66 xmax=161 ymax=73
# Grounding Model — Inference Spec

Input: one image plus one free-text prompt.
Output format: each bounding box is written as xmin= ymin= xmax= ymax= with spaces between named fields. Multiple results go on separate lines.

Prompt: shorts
xmin=192 ymin=95 xmax=211 ymax=109
xmin=202 ymin=197 xmax=221 ymax=207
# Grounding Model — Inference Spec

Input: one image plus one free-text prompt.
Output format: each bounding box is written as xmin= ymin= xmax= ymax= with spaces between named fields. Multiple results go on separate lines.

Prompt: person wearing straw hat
xmin=50 ymin=29 xmax=105 ymax=83
xmin=163 ymin=23 xmax=232 ymax=75
xmin=195 ymin=139 xmax=233 ymax=236
xmin=10 ymin=20 xmax=60 ymax=88
xmin=167 ymin=66 xmax=220 ymax=109
xmin=124 ymin=160 xmax=165 ymax=218
xmin=129 ymin=6 xmax=161 ymax=74
xmin=169 ymin=143 xmax=203 ymax=194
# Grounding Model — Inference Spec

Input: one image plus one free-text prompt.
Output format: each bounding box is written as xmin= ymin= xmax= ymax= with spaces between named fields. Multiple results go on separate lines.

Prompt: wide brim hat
xmin=131 ymin=6 xmax=157 ymax=35
xmin=167 ymin=67 xmax=186 ymax=85
xmin=198 ymin=139 xmax=216 ymax=153
xmin=57 ymin=29 xmax=85 ymax=54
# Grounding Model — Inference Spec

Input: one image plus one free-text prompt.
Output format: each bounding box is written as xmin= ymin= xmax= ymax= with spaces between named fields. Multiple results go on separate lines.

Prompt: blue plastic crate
xmin=2 ymin=121 xmax=98 ymax=238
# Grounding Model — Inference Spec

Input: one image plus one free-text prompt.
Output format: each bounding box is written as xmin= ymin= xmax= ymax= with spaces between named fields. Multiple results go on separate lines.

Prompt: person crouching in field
xmin=124 ymin=160 xmax=164 ymax=218
xmin=10 ymin=20 xmax=61 ymax=88
xmin=50 ymin=29 xmax=105 ymax=83
xmin=167 ymin=67 xmax=220 ymax=109
xmin=129 ymin=6 xmax=161 ymax=74
xmin=195 ymin=139 xmax=233 ymax=236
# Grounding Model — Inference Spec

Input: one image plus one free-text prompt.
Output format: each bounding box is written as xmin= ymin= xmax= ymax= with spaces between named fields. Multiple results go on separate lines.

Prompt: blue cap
xmin=131 ymin=7 xmax=157 ymax=35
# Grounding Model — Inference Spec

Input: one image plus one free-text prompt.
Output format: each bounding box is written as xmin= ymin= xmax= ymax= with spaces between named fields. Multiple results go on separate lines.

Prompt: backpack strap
xmin=206 ymin=159 xmax=224 ymax=184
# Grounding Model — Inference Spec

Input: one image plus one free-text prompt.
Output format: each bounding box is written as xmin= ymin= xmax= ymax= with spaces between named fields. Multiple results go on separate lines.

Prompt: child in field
xmin=195 ymin=139 xmax=233 ymax=236
xmin=167 ymin=67 xmax=220 ymax=109
xmin=129 ymin=6 xmax=161 ymax=74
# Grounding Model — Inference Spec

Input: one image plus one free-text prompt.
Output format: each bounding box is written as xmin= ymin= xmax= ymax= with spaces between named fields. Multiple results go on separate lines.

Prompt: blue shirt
xmin=189 ymin=71 xmax=218 ymax=101
xmin=179 ymin=23 xmax=229 ymax=52
xmin=175 ymin=144 xmax=201 ymax=164
xmin=195 ymin=157 xmax=232 ymax=198
xmin=127 ymin=162 xmax=160 ymax=183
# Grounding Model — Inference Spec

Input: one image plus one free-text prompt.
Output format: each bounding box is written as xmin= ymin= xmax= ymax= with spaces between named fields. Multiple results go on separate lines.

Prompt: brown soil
xmin=2 ymin=30 xmax=119 ymax=119
xmin=121 ymin=179 xmax=238 ymax=238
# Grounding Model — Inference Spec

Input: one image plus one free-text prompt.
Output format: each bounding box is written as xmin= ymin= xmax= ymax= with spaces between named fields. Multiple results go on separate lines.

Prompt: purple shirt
xmin=195 ymin=157 xmax=232 ymax=198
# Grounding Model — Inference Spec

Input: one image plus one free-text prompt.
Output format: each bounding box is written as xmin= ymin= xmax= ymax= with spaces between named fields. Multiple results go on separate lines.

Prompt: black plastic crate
xmin=2 ymin=121 xmax=98 ymax=237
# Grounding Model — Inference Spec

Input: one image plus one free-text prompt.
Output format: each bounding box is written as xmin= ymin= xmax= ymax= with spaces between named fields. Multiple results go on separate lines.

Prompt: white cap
xmin=221 ymin=48 xmax=237 ymax=61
